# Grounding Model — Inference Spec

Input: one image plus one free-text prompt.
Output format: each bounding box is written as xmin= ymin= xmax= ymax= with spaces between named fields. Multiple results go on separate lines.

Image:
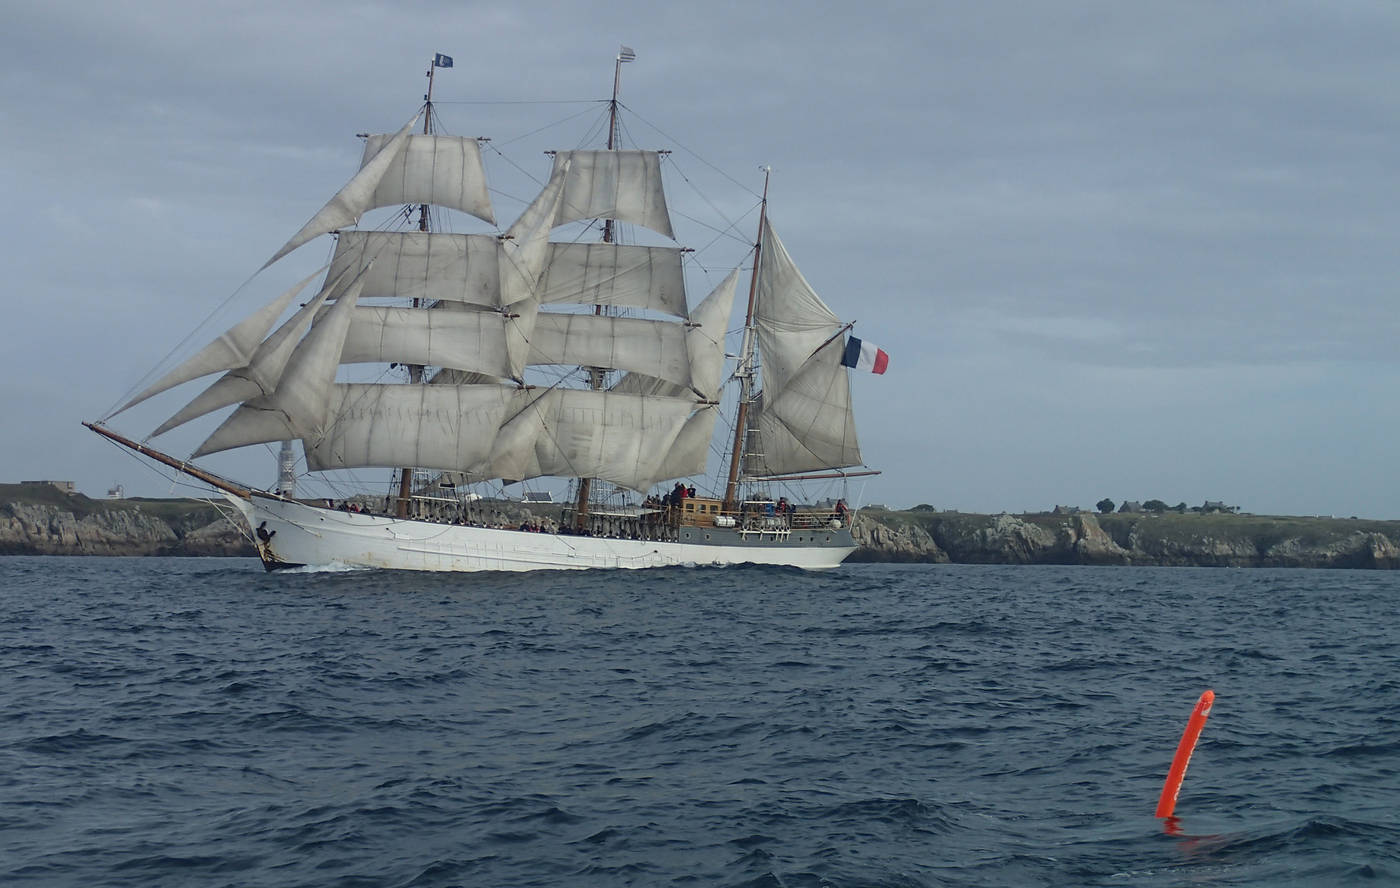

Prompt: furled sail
xmin=117 ymin=266 xmax=325 ymax=415
xmin=193 ymin=272 xmax=367 ymax=456
xmin=262 ymin=115 xmax=420 ymax=270
xmin=748 ymin=337 xmax=862 ymax=475
xmin=359 ymin=133 xmax=495 ymax=225
xmin=150 ymin=267 xmax=353 ymax=437
xmin=550 ymin=150 xmax=675 ymax=239
xmin=330 ymin=231 xmax=503 ymax=307
xmin=537 ymin=242 xmax=687 ymax=317
xmin=754 ymin=218 xmax=845 ymax=397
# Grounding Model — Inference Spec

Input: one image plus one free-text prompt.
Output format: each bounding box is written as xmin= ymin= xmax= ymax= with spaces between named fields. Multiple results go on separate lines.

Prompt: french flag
xmin=841 ymin=336 xmax=889 ymax=374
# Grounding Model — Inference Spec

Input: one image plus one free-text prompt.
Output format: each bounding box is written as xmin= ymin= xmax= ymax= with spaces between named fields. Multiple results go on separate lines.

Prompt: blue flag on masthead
xmin=433 ymin=53 xmax=453 ymax=68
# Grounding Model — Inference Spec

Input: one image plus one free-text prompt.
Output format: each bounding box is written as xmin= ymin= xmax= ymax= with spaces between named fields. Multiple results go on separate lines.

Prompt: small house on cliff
xmin=1201 ymin=501 xmax=1239 ymax=514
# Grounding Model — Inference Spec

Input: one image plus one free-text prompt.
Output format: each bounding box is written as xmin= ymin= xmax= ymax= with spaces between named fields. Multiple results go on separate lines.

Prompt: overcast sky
xmin=6 ymin=0 xmax=1400 ymax=516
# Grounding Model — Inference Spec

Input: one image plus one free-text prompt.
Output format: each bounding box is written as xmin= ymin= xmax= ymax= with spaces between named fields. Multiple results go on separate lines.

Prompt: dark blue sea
xmin=1 ymin=559 xmax=1396 ymax=887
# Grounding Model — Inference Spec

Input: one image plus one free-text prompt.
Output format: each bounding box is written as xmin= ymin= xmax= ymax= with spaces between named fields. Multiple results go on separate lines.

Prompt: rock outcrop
xmin=850 ymin=510 xmax=1400 ymax=569
xmin=849 ymin=515 xmax=948 ymax=562
xmin=0 ymin=501 xmax=251 ymax=556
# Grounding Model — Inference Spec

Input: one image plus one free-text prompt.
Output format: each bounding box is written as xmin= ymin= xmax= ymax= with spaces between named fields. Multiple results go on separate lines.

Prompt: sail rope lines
xmin=98 ymin=268 xmax=281 ymax=424
xmin=618 ymin=104 xmax=765 ymax=201
xmin=478 ymin=105 xmax=609 ymax=198
xmin=203 ymin=495 xmax=258 ymax=547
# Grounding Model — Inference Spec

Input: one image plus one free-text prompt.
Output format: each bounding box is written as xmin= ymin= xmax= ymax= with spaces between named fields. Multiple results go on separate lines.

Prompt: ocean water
xmin=1 ymin=559 xmax=1396 ymax=887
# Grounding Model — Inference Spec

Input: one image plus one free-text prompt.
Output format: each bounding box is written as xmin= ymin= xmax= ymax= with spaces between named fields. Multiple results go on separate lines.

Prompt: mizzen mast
xmin=722 ymin=167 xmax=770 ymax=512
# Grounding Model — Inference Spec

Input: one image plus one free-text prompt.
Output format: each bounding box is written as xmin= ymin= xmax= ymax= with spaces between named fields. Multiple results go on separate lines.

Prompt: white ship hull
xmin=230 ymin=495 xmax=855 ymax=572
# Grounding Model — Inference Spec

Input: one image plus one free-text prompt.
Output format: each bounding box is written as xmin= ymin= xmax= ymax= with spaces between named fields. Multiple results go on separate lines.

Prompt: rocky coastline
xmin=4 ymin=484 xmax=1399 ymax=568
xmin=849 ymin=508 xmax=1400 ymax=569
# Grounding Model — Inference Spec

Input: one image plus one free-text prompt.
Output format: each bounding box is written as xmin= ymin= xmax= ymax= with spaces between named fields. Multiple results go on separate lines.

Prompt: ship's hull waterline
xmin=230 ymin=495 xmax=856 ymax=573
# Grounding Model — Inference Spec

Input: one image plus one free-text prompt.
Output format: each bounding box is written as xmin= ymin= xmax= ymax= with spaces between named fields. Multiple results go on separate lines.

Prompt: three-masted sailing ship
xmin=87 ymin=50 xmax=883 ymax=572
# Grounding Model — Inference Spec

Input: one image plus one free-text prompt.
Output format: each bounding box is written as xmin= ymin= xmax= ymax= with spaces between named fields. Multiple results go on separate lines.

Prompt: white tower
xmin=276 ymin=440 xmax=297 ymax=497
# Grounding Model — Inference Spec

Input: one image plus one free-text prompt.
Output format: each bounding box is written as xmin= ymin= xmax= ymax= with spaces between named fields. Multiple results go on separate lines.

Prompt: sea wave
xmin=1 ymin=560 xmax=1397 ymax=886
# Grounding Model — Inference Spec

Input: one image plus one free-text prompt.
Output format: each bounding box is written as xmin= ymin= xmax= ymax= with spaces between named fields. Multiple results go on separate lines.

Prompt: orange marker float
xmin=1155 ymin=689 xmax=1214 ymax=819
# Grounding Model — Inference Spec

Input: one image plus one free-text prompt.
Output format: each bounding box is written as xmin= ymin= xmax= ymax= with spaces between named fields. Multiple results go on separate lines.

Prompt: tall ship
xmin=86 ymin=50 xmax=886 ymax=572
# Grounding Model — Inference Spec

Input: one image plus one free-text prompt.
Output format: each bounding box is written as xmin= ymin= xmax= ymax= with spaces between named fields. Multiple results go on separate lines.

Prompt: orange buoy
xmin=1155 ymin=689 xmax=1214 ymax=819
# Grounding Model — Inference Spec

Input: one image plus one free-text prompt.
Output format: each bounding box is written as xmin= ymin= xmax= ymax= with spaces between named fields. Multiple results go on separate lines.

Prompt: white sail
xmin=475 ymin=387 xmax=699 ymax=491
xmin=330 ymin=231 xmax=503 ymax=307
xmin=538 ymin=243 xmax=687 ymax=317
xmin=609 ymin=371 xmax=685 ymax=399
xmin=638 ymin=405 xmax=720 ymax=489
xmin=608 ymin=268 xmax=738 ymax=400
xmin=754 ymin=218 xmax=845 ymax=398
xmin=550 ymin=150 xmax=675 ymax=239
xmin=304 ymin=383 xmax=514 ymax=472
xmin=749 ymin=336 xmax=861 ymax=475
xmin=430 ymin=367 xmax=505 ymax=386
xmin=685 ymin=268 xmax=739 ymax=400
xmin=482 ymin=388 xmax=551 ymax=483
xmin=262 ymin=115 xmax=420 ymax=269
xmin=526 ymin=389 xmax=697 ymax=492
xmin=526 ymin=313 xmax=692 ymax=390
xmin=501 ymin=161 xmax=569 ymax=377
xmin=193 ymin=272 xmax=366 ymax=456
xmin=150 ymin=267 xmax=352 ymax=437
xmin=360 ymin=133 xmax=495 ymax=225
xmin=340 ymin=306 xmax=513 ymax=378
xmin=121 ymin=105 xmax=869 ymax=500
xmin=117 ymin=267 xmax=324 ymax=415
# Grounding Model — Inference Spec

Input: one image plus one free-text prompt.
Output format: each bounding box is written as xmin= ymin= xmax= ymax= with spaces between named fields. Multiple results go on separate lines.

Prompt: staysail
xmin=116 ymin=266 xmax=325 ymax=414
xmin=148 ymin=266 xmax=354 ymax=437
xmin=194 ymin=269 xmax=368 ymax=455
xmin=261 ymin=115 xmax=420 ymax=270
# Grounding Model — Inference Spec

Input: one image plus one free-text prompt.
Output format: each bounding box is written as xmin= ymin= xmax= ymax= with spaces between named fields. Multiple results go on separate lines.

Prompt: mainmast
xmin=396 ymin=53 xmax=448 ymax=518
xmin=722 ymin=168 xmax=770 ymax=512
xmin=572 ymin=45 xmax=635 ymax=529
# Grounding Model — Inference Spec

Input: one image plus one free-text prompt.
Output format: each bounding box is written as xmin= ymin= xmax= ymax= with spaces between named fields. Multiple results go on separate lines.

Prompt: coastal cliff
xmin=0 ymin=484 xmax=251 ymax=557
xmin=5 ymin=483 xmax=1400 ymax=568
xmin=850 ymin=509 xmax=1400 ymax=569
